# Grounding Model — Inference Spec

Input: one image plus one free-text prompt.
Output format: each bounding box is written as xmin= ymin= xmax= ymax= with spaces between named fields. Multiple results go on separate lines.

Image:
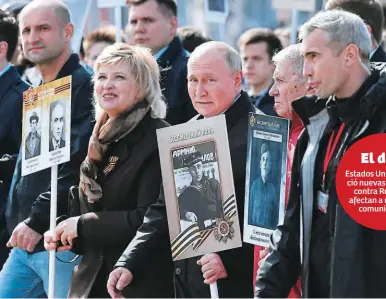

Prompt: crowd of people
xmin=0 ymin=0 xmax=385 ymax=298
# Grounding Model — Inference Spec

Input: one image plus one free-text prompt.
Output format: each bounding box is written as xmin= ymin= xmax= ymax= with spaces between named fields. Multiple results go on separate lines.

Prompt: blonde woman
xmin=44 ymin=43 xmax=174 ymax=298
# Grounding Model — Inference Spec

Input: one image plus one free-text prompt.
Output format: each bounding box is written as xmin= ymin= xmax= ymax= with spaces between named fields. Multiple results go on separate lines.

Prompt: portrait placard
xmin=243 ymin=113 xmax=289 ymax=246
xmin=22 ymin=76 xmax=72 ymax=176
xmin=157 ymin=115 xmax=242 ymax=261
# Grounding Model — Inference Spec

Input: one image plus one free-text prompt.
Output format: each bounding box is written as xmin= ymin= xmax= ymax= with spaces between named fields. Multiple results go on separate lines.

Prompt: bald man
xmin=0 ymin=0 xmax=94 ymax=297
xmin=49 ymin=101 xmax=66 ymax=151
xmin=106 ymin=41 xmax=256 ymax=298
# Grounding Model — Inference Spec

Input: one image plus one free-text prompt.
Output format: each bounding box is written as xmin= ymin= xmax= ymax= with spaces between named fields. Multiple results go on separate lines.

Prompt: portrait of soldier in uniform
xmin=178 ymin=152 xmax=223 ymax=231
xmin=25 ymin=111 xmax=41 ymax=160
xmin=249 ymin=142 xmax=278 ymax=229
xmin=49 ymin=100 xmax=66 ymax=152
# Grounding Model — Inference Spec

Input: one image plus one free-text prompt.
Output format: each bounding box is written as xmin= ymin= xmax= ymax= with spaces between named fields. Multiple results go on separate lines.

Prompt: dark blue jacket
xmin=250 ymin=90 xmax=278 ymax=117
xmin=6 ymin=54 xmax=94 ymax=253
xmin=158 ymin=36 xmax=196 ymax=125
xmin=0 ymin=66 xmax=28 ymax=159
xmin=0 ymin=66 xmax=29 ymax=268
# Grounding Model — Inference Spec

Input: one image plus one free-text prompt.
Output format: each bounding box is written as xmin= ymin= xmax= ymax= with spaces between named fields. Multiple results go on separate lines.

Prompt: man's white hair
xmin=272 ymin=43 xmax=305 ymax=80
xmin=299 ymin=9 xmax=371 ymax=60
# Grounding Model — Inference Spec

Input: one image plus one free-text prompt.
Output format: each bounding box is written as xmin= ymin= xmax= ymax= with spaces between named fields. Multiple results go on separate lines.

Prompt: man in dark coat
xmin=0 ymin=10 xmax=29 ymax=270
xmin=238 ymin=28 xmax=282 ymax=116
xmin=326 ymin=0 xmax=386 ymax=63
xmin=0 ymin=1 xmax=94 ymax=298
xmin=256 ymin=10 xmax=386 ymax=298
xmin=127 ymin=0 xmax=196 ymax=125
xmin=107 ymin=41 xmax=256 ymax=298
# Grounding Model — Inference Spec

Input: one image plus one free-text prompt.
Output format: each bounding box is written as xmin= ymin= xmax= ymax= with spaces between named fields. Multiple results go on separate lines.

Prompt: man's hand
xmin=55 ymin=216 xmax=80 ymax=247
xmin=197 ymin=253 xmax=227 ymax=284
xmin=43 ymin=231 xmax=71 ymax=252
xmin=258 ymin=248 xmax=269 ymax=268
xmin=107 ymin=267 xmax=133 ymax=298
xmin=7 ymin=222 xmax=42 ymax=252
xmin=185 ymin=211 xmax=197 ymax=222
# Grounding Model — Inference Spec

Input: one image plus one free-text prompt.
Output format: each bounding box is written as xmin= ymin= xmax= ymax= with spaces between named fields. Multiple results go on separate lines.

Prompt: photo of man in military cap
xmin=248 ymin=142 xmax=278 ymax=229
xmin=178 ymin=151 xmax=223 ymax=231
xmin=25 ymin=111 xmax=41 ymax=160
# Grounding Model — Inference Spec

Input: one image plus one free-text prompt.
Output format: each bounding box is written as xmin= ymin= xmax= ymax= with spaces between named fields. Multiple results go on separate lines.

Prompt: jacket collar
xmin=40 ymin=53 xmax=82 ymax=84
xmin=0 ymin=66 xmax=21 ymax=99
xmin=370 ymin=46 xmax=386 ymax=63
xmin=194 ymin=90 xmax=255 ymax=131
xmin=290 ymin=110 xmax=304 ymax=132
xmin=326 ymin=66 xmax=386 ymax=124
xmin=56 ymin=53 xmax=82 ymax=80
xmin=293 ymin=65 xmax=386 ymax=126
xmin=157 ymin=36 xmax=187 ymax=67
xmin=123 ymin=112 xmax=153 ymax=145
xmin=249 ymin=84 xmax=273 ymax=103
xmin=292 ymin=96 xmax=327 ymax=126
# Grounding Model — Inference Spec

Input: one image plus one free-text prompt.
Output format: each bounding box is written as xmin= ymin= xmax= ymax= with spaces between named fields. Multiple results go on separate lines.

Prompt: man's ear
xmin=169 ymin=16 xmax=178 ymax=36
xmin=269 ymin=60 xmax=276 ymax=74
xmin=233 ymin=71 xmax=243 ymax=88
xmin=365 ymin=24 xmax=377 ymax=46
xmin=344 ymin=44 xmax=361 ymax=66
xmin=64 ymin=23 xmax=74 ymax=42
xmin=366 ymin=24 xmax=373 ymax=38
xmin=0 ymin=41 xmax=9 ymax=61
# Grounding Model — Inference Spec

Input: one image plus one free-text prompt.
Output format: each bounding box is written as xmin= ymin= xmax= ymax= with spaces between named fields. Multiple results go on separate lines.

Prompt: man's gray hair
xmin=191 ymin=41 xmax=242 ymax=74
xmin=299 ymin=10 xmax=371 ymax=60
xmin=272 ymin=44 xmax=305 ymax=79
xmin=222 ymin=45 xmax=242 ymax=74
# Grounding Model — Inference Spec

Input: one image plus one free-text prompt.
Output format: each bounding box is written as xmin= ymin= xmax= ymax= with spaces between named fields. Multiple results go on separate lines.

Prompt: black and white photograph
xmin=24 ymin=109 xmax=42 ymax=160
xmin=156 ymin=115 xmax=242 ymax=260
xmin=248 ymin=140 xmax=280 ymax=229
xmin=48 ymin=99 xmax=66 ymax=152
xmin=172 ymin=141 xmax=223 ymax=232
xmin=244 ymin=113 xmax=289 ymax=246
xmin=22 ymin=76 xmax=72 ymax=177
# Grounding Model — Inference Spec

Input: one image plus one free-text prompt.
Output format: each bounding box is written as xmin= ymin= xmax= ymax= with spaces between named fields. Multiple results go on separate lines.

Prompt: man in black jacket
xmin=0 ymin=1 xmax=93 ymax=298
xmin=0 ymin=10 xmax=29 ymax=270
xmin=179 ymin=153 xmax=223 ymax=231
xmin=256 ymin=10 xmax=386 ymax=298
xmin=238 ymin=28 xmax=282 ymax=116
xmin=127 ymin=0 xmax=196 ymax=125
xmin=107 ymin=41 xmax=256 ymax=298
xmin=326 ymin=0 xmax=386 ymax=63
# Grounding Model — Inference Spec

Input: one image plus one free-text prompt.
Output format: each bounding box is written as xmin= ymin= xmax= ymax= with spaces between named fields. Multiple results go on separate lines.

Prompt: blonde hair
xmin=94 ymin=43 xmax=167 ymax=119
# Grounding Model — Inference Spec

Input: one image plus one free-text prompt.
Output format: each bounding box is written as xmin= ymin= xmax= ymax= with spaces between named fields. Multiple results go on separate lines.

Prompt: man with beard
xmin=179 ymin=152 xmax=222 ymax=230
